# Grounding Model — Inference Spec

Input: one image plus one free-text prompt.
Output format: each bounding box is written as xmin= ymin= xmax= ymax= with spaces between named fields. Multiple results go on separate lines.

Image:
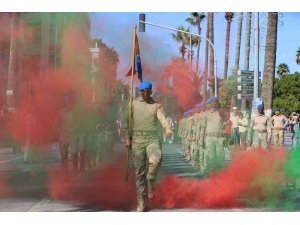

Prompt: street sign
xmin=237 ymin=85 xmax=254 ymax=91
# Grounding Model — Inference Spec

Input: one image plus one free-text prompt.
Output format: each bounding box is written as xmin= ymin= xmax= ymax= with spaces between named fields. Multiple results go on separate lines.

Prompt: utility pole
xmin=254 ymin=12 xmax=259 ymax=99
xmin=251 ymin=12 xmax=261 ymax=117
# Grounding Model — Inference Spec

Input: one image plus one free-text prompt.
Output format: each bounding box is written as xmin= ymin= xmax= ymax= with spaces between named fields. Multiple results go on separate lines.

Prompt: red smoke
xmin=151 ymin=147 xmax=288 ymax=209
xmin=0 ymin=173 xmax=13 ymax=198
xmin=158 ymin=59 xmax=202 ymax=111
xmin=48 ymin=153 xmax=136 ymax=210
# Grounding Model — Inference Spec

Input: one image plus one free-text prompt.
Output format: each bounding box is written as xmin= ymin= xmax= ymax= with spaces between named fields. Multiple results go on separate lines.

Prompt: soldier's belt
xmin=255 ymin=129 xmax=267 ymax=133
xmin=206 ymin=133 xmax=221 ymax=137
xmin=132 ymin=130 xmax=158 ymax=136
xmin=273 ymin=127 xmax=283 ymax=130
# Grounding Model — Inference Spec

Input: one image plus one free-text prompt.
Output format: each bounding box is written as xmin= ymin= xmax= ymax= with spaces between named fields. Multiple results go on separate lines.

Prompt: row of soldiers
xmin=59 ymin=121 xmax=116 ymax=175
xmin=178 ymin=98 xmax=291 ymax=176
xmin=178 ymin=97 xmax=225 ymax=176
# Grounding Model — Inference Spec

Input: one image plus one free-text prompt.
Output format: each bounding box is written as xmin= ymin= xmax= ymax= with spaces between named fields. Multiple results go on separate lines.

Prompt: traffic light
xmin=139 ymin=13 xmax=145 ymax=32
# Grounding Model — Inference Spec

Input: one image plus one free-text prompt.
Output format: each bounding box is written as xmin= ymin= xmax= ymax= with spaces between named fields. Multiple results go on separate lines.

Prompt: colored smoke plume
xmin=158 ymin=58 xmax=202 ymax=111
xmin=0 ymin=173 xmax=13 ymax=198
xmin=151 ymin=147 xmax=288 ymax=209
xmin=48 ymin=153 xmax=136 ymax=210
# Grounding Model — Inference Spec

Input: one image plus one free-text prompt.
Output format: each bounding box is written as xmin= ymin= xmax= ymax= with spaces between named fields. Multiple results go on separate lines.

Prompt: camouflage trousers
xmin=131 ymin=136 xmax=162 ymax=207
xmin=252 ymin=131 xmax=268 ymax=149
xmin=205 ymin=136 xmax=224 ymax=173
xmin=273 ymin=129 xmax=284 ymax=147
xmin=190 ymin=141 xmax=198 ymax=166
xmin=197 ymin=141 xmax=206 ymax=175
xmin=182 ymin=139 xmax=191 ymax=160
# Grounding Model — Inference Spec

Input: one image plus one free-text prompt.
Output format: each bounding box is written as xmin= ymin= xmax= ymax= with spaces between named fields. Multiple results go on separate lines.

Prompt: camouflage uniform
xmin=124 ymin=96 xmax=171 ymax=211
xmin=195 ymin=110 xmax=206 ymax=174
xmin=249 ymin=113 xmax=271 ymax=149
xmin=271 ymin=114 xmax=288 ymax=147
xmin=203 ymin=108 xmax=225 ymax=174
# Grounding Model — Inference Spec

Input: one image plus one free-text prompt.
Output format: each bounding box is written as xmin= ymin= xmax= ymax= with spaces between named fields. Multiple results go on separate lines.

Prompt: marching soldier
xmin=271 ymin=108 xmax=288 ymax=147
xmin=195 ymin=106 xmax=206 ymax=175
xmin=248 ymin=104 xmax=271 ymax=149
xmin=203 ymin=98 xmax=225 ymax=174
xmin=123 ymin=81 xmax=172 ymax=212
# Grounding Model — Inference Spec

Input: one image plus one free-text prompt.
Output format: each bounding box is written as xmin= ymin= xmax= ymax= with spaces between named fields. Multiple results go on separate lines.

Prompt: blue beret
xmin=257 ymin=104 xmax=264 ymax=109
xmin=139 ymin=81 xmax=152 ymax=91
xmin=275 ymin=108 xmax=280 ymax=112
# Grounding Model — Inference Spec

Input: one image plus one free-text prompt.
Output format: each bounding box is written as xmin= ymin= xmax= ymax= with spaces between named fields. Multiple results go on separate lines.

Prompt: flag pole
xmin=125 ymin=25 xmax=136 ymax=181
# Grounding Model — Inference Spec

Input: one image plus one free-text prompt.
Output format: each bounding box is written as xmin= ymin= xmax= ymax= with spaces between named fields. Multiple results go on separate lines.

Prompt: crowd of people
xmin=178 ymin=97 xmax=300 ymax=176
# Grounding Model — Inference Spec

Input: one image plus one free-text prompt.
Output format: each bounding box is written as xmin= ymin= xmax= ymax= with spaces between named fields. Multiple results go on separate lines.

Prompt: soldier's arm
xmin=156 ymin=104 xmax=172 ymax=133
xmin=247 ymin=117 xmax=254 ymax=142
xmin=123 ymin=103 xmax=131 ymax=140
xmin=283 ymin=116 xmax=289 ymax=128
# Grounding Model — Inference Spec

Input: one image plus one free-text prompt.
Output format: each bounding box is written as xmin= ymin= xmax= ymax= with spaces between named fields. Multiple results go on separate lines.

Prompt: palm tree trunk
xmin=232 ymin=13 xmax=243 ymax=109
xmin=203 ymin=14 xmax=209 ymax=101
xmin=208 ymin=12 xmax=214 ymax=96
xmin=261 ymin=12 xmax=278 ymax=117
xmin=7 ymin=12 xmax=19 ymax=111
xmin=234 ymin=12 xmax=243 ymax=73
xmin=244 ymin=12 xmax=252 ymax=71
xmin=195 ymin=22 xmax=201 ymax=76
xmin=223 ymin=18 xmax=232 ymax=80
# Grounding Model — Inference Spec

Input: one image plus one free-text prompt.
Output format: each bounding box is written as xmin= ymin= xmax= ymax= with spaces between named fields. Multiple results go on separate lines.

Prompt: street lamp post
xmin=138 ymin=14 xmax=218 ymax=98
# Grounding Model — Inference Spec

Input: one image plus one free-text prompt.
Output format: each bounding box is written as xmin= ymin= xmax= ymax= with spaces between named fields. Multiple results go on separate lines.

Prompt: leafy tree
xmin=276 ymin=63 xmax=290 ymax=77
xmin=185 ymin=12 xmax=206 ymax=75
xmin=273 ymin=73 xmax=300 ymax=114
xmin=296 ymin=47 xmax=300 ymax=65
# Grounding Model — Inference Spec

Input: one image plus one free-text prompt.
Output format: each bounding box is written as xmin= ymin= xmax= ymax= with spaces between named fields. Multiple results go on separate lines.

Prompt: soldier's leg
xmin=206 ymin=137 xmax=217 ymax=174
xmin=69 ymin=137 xmax=79 ymax=175
xmin=131 ymin=142 xmax=147 ymax=211
xmin=273 ymin=130 xmax=279 ymax=146
xmin=60 ymin=143 xmax=69 ymax=172
xmin=261 ymin=133 xmax=268 ymax=149
xmin=198 ymin=143 xmax=205 ymax=175
xmin=191 ymin=142 xmax=199 ymax=167
xmin=278 ymin=130 xmax=284 ymax=148
xmin=252 ymin=131 xmax=260 ymax=147
xmin=145 ymin=139 xmax=162 ymax=199
xmin=186 ymin=141 xmax=191 ymax=161
xmin=216 ymin=138 xmax=225 ymax=169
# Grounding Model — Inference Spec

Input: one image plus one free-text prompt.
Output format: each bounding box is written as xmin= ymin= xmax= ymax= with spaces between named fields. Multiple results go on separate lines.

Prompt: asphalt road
xmin=0 ymin=139 xmax=299 ymax=212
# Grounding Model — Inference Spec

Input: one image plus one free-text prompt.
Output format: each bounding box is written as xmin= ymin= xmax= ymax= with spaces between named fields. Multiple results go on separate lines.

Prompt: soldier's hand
xmin=165 ymin=129 xmax=172 ymax=138
xmin=125 ymin=138 xmax=131 ymax=149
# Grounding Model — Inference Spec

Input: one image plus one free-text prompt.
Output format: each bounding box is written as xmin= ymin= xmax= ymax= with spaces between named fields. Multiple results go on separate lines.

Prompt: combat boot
xmin=136 ymin=199 xmax=146 ymax=212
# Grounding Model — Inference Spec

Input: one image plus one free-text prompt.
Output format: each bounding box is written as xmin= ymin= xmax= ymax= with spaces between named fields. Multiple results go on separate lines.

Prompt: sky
xmin=90 ymin=12 xmax=300 ymax=82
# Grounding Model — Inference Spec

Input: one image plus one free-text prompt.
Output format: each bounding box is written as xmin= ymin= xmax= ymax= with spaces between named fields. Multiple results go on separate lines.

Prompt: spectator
xmin=230 ymin=107 xmax=240 ymax=146
xmin=223 ymin=114 xmax=232 ymax=151
xmin=238 ymin=112 xmax=249 ymax=148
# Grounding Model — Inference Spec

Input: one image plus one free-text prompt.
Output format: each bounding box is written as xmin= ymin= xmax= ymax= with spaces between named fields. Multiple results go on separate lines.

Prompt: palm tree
xmin=261 ymin=12 xmax=278 ymax=116
xmin=234 ymin=12 xmax=243 ymax=74
xmin=276 ymin=63 xmax=290 ymax=77
xmin=296 ymin=47 xmax=300 ymax=65
xmin=171 ymin=25 xmax=190 ymax=60
xmin=223 ymin=12 xmax=234 ymax=80
xmin=7 ymin=12 xmax=19 ymax=111
xmin=208 ymin=12 xmax=214 ymax=95
xmin=185 ymin=12 xmax=206 ymax=76
xmin=244 ymin=13 xmax=252 ymax=70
